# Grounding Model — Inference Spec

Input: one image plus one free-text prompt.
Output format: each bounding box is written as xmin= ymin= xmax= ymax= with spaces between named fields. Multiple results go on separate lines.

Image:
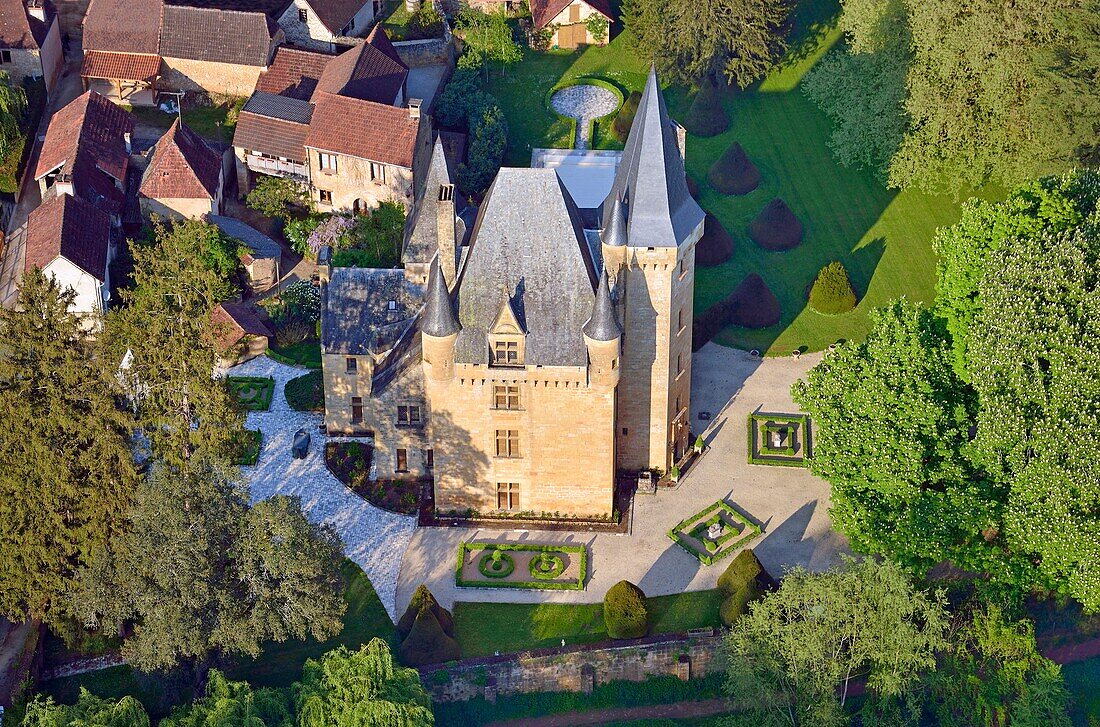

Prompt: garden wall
xmin=421 ymin=631 xmax=725 ymax=703
xmin=393 ymin=36 xmax=456 ymax=68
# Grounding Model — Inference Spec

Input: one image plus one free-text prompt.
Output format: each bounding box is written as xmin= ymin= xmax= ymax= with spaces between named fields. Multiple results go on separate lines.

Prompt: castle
xmin=320 ymin=68 xmax=705 ymax=519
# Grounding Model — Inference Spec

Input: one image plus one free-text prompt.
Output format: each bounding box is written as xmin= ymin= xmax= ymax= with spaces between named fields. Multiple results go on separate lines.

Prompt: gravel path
xmin=550 ymin=84 xmax=620 ymax=150
xmin=226 ymin=355 xmax=415 ymax=622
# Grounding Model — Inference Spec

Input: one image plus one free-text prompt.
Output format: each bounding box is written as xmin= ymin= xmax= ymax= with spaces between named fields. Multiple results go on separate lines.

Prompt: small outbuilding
xmin=212 ymin=301 xmax=273 ymax=365
xmin=139 ymin=119 xmax=225 ymax=219
xmin=209 ymin=214 xmax=283 ymax=292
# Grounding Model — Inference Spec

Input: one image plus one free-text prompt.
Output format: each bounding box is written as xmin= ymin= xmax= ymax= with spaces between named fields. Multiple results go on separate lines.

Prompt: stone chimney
xmin=123 ymin=131 xmax=132 ymax=154
xmin=408 ymin=98 xmax=422 ymax=120
xmin=436 ymin=183 xmax=456 ymax=287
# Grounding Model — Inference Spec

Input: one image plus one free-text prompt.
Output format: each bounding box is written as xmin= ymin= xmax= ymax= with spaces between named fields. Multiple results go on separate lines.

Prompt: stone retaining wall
xmin=393 ymin=36 xmax=455 ymax=68
xmin=421 ymin=631 xmax=725 ymax=703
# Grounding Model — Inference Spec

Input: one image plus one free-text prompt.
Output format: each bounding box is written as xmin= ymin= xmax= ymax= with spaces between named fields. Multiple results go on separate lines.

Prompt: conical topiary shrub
xmin=749 ymin=198 xmax=803 ymax=251
xmin=682 ymin=79 xmax=729 ymax=138
xmin=707 ymin=141 xmax=761 ymax=195
xmin=603 ymin=580 xmax=649 ymax=639
xmin=612 ymin=90 xmax=642 ymax=142
xmin=398 ymin=604 xmax=462 ymax=666
xmin=730 ymin=273 xmax=781 ymax=328
xmin=686 ymin=174 xmax=700 ymax=199
xmin=397 ymin=585 xmax=454 ymax=641
xmin=808 ymin=261 xmax=858 ymax=314
xmin=695 ymin=213 xmax=735 ymax=267
xmin=717 ymin=548 xmax=764 ymax=594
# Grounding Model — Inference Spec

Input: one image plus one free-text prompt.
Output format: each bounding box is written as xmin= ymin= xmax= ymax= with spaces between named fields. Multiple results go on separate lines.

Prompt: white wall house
xmin=277 ymin=0 xmax=377 ymax=52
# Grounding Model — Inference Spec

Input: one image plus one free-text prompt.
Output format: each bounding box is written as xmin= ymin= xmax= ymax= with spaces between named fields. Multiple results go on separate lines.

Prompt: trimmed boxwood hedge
xmin=226 ymin=376 xmax=274 ymax=411
xmin=546 ymin=76 xmax=625 ymax=149
xmin=747 ymin=412 xmax=811 ymax=467
xmin=456 ymin=543 xmax=587 ymax=590
xmin=667 ymin=501 xmax=762 ymax=566
xmin=749 ymin=198 xmax=803 ymax=251
xmin=695 ymin=213 xmax=735 ymax=267
xmin=604 ymin=580 xmax=649 ymax=639
xmin=707 ymin=141 xmax=761 ymax=196
xmin=682 ymin=79 xmax=729 ymax=137
xmin=692 ymin=273 xmax=781 ymax=349
xmin=809 ymin=261 xmax=858 ymax=314
xmin=285 ymin=370 xmax=324 ymax=412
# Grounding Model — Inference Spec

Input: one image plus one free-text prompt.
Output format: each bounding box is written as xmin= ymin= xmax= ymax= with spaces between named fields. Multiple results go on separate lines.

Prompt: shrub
xmin=435 ymin=68 xmax=482 ymax=129
xmin=707 ymin=141 xmax=760 ymax=195
xmin=696 ymin=213 xmax=735 ymax=267
xmin=279 ymin=280 xmax=321 ymax=323
xmin=586 ymin=14 xmax=608 ymax=43
xmin=808 ymin=261 xmax=857 ymax=314
xmin=397 ymin=585 xmax=455 ymax=640
xmin=306 ymin=214 xmax=356 ymax=255
xmin=749 ymin=198 xmax=803 ymax=251
xmin=398 ymin=604 xmax=461 ymax=666
xmin=274 ymin=319 xmax=311 ymax=348
xmin=284 ymin=214 xmax=325 ymax=257
xmin=458 ymin=97 xmax=507 ymax=197
xmin=692 ymin=273 xmax=781 ymax=348
xmin=612 ymin=91 xmax=641 ymax=142
xmin=682 ymin=79 xmax=729 ymax=138
xmin=333 ymin=201 xmax=405 ymax=268
xmin=719 ymin=583 xmax=760 ymax=627
xmin=717 ymin=549 xmax=764 ymax=595
xmin=246 ymin=175 xmax=308 ymax=222
xmin=284 ymin=370 xmax=324 ymax=412
xmin=412 ymin=2 xmax=444 ymax=37
xmin=604 ymin=580 xmax=649 ymax=639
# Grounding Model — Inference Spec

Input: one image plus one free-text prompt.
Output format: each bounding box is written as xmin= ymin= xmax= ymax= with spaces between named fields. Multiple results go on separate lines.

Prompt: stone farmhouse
xmin=27 ymin=91 xmax=136 ymax=318
xmin=319 ymin=69 xmax=704 ymax=519
xmin=232 ymin=28 xmax=430 ymax=214
xmin=0 ymin=0 xmax=63 ymax=97
xmin=138 ymin=118 xmax=226 ymax=219
xmin=530 ymin=0 xmax=613 ymax=49
xmin=275 ymin=0 xmax=381 ymax=52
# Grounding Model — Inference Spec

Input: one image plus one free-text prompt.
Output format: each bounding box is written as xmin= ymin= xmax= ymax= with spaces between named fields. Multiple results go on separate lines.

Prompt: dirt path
xmin=484 ymin=698 xmax=735 ymax=727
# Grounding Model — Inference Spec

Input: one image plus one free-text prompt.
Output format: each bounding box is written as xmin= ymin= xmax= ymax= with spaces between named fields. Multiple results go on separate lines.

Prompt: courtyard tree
xmin=724 ymin=558 xmax=947 ymax=726
xmin=294 ymin=640 xmax=434 ymax=726
xmin=80 ymin=459 xmax=346 ymax=671
xmin=457 ymin=98 xmax=508 ymax=197
xmin=622 ymin=0 xmax=790 ymax=87
xmin=457 ymin=7 xmax=521 ymax=78
xmin=246 ymin=175 xmax=309 ymax=222
xmin=0 ymin=270 xmax=138 ymax=629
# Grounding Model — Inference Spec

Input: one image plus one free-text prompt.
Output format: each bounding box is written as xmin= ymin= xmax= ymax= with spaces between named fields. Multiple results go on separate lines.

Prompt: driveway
xmin=226 ymin=355 xmax=416 ymax=621
xmin=395 ymin=344 xmax=849 ymax=612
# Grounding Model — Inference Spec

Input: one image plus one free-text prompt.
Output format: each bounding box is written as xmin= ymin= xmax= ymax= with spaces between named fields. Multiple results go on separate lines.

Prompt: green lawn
xmin=452 ymin=589 xmax=723 ymax=658
xmin=267 ymin=338 xmax=322 ymax=369
xmin=126 ymin=97 xmax=245 ymax=143
xmin=479 ymin=3 xmax=1004 ymax=354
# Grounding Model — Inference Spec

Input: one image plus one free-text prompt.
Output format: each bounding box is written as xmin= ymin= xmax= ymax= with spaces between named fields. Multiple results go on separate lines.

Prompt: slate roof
xmin=0 ymin=0 xmax=54 ymax=49
xmin=165 ymin=0 xmax=292 ymax=20
xmin=403 ymin=137 xmax=466 ymax=268
xmin=242 ymin=90 xmax=314 ymax=123
xmin=313 ymin=27 xmax=407 ymax=105
xmin=302 ymin=0 xmax=365 ymax=34
xmin=24 ymin=193 xmax=112 ymax=279
xmin=209 ymin=214 xmax=281 ymax=259
xmin=601 ymin=68 xmax=704 ymax=249
xmin=35 ymin=91 xmax=135 ymax=215
xmin=453 ymin=167 xmax=596 ymax=367
xmin=82 ymin=0 xmax=162 ymax=54
xmin=81 ymin=50 xmax=162 ymax=82
xmin=421 ymin=257 xmax=459 ymax=337
xmin=305 ymin=92 xmax=419 ymax=167
xmin=140 ymin=120 xmax=222 ymax=200
xmin=322 ymin=267 xmax=423 ymax=355
xmin=530 ymin=0 xmax=612 ymax=29
xmin=582 ymin=269 xmax=619 ymax=341
xmin=255 ymin=44 xmax=332 ymax=100
xmin=212 ymin=301 xmax=273 ymax=349
xmin=159 ymin=4 xmax=273 ymax=66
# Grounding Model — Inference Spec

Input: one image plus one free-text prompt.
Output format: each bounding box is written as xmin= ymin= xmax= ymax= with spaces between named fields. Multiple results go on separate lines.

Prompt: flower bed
xmin=456 ymin=543 xmax=587 ymax=591
xmin=232 ymin=428 xmax=263 ymax=466
xmin=747 ymin=412 xmax=810 ymax=467
xmin=325 ymin=441 xmax=424 ymax=516
xmin=226 ymin=376 xmax=274 ymax=411
xmin=667 ymin=500 xmax=761 ymax=566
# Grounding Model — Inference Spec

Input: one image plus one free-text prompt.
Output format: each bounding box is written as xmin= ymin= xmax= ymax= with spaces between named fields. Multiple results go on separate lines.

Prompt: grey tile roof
xmin=402 ymin=138 xmax=466 ymax=268
xmin=322 ymin=267 xmax=423 ymax=355
xmin=601 ymin=67 xmax=705 ymax=249
xmin=159 ymin=5 xmax=272 ymax=67
xmin=583 ymin=269 xmax=620 ymax=341
xmin=242 ymin=91 xmax=313 ymax=123
xmin=453 ymin=167 xmax=597 ymax=368
xmin=209 ymin=215 xmax=281 ymax=259
xmin=421 ymin=257 xmax=459 ymax=337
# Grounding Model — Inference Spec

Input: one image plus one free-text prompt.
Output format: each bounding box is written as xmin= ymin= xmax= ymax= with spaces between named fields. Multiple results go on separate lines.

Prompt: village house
xmin=274 ymin=0 xmax=380 ymax=52
xmin=232 ymin=27 xmax=428 ymax=213
xmin=530 ymin=0 xmax=612 ymax=49
xmin=139 ymin=118 xmax=226 ymax=219
xmin=0 ymin=0 xmax=63 ymax=97
xmin=319 ymin=69 xmax=704 ymax=518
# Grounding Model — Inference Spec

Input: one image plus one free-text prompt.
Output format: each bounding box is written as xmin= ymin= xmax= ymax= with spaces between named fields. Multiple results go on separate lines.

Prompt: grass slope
xmin=452 ymin=589 xmax=722 ymax=658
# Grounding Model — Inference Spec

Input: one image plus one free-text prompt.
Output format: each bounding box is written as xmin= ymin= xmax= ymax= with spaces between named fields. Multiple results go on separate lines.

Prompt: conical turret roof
xmin=421 ymin=257 xmax=460 ymax=337
xmin=601 ymin=67 xmax=705 ymax=249
xmin=583 ymin=270 xmax=621 ymax=341
xmin=602 ymin=196 xmax=627 ymax=247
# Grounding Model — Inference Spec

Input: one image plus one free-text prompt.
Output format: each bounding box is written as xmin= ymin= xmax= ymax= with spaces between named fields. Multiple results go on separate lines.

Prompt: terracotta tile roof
xmin=313 ymin=27 xmax=407 ymax=105
xmin=140 ymin=119 xmax=222 ymax=200
xmin=81 ymin=50 xmax=161 ymax=82
xmin=233 ymin=108 xmax=310 ymax=162
xmin=35 ymin=91 xmax=135 ymax=215
xmin=212 ymin=301 xmax=272 ymax=349
xmin=305 ymin=92 xmax=419 ymax=168
xmin=25 ymin=193 xmax=112 ymax=279
xmin=82 ymin=0 xmax=162 ymax=53
xmin=255 ymin=44 xmax=332 ymax=100
xmin=0 ymin=0 xmax=54 ymax=49
xmin=159 ymin=4 xmax=273 ymax=66
xmin=530 ymin=0 xmax=612 ymax=29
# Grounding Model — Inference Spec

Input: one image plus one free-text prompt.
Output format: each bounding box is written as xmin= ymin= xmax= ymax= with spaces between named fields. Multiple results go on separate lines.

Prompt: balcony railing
xmin=245 ymin=154 xmax=307 ymax=181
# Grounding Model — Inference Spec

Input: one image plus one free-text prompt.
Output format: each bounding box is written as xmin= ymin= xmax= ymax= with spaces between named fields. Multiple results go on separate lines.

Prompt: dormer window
xmin=491 ymin=339 xmax=522 ymax=367
xmin=388 ymin=300 xmax=397 ymax=311
xmin=298 ymin=7 xmax=308 ymax=22
xmin=488 ymin=288 xmax=526 ymax=368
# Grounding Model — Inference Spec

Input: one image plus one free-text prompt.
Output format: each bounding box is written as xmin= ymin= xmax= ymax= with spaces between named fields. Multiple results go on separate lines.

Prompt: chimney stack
xmin=408 ymin=98 xmax=422 ymax=119
xmin=123 ymin=131 xmax=132 ymax=154
xmin=26 ymin=0 xmax=45 ymax=22
xmin=436 ymin=183 xmax=456 ymax=287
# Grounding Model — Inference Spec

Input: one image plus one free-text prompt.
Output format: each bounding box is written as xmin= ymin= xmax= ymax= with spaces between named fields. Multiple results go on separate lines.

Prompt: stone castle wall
xmin=422 ymin=631 xmax=725 ymax=703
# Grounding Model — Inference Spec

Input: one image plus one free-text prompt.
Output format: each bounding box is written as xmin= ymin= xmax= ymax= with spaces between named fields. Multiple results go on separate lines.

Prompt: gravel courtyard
xmin=395 ymin=344 xmax=849 ymax=612
xmin=225 ymin=356 xmax=416 ymax=621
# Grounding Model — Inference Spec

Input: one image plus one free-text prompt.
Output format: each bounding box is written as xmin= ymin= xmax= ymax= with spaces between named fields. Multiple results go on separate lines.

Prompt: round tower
xmin=421 ymin=257 xmax=460 ymax=382
xmin=583 ymin=270 xmax=622 ymax=390
xmin=601 ymin=196 xmax=628 ymax=278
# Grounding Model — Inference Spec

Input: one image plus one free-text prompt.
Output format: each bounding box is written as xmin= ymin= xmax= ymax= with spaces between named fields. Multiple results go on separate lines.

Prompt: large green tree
xmin=0 ymin=271 xmax=138 ymax=628
xmin=623 ymin=0 xmax=789 ymax=87
xmin=457 ymin=7 xmax=521 ymax=78
xmin=21 ymin=688 xmax=150 ymax=727
xmin=160 ymin=669 xmax=293 ymax=727
xmin=724 ymin=558 xmax=947 ymax=726
xmin=103 ymin=219 xmax=244 ymax=466
xmin=294 ymin=639 xmax=434 ymax=726
xmin=80 ymin=460 xmax=346 ymax=671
